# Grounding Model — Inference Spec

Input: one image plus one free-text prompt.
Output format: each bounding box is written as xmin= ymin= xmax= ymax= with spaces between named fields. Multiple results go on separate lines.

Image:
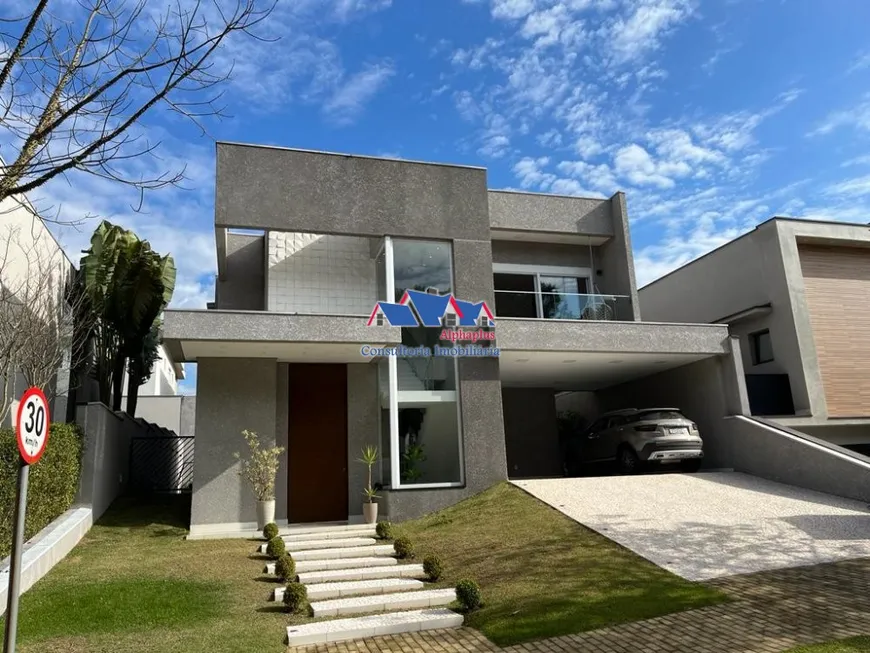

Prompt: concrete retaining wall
xmin=727 ymin=415 xmax=870 ymax=504
xmin=0 ymin=507 xmax=92 ymax=616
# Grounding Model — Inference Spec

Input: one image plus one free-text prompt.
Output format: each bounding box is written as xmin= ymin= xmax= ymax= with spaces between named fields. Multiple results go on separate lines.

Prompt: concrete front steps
xmin=298 ymin=563 xmax=426 ymax=584
xmin=265 ymin=523 xmax=463 ymax=647
xmin=291 ymin=544 xmax=395 ymax=562
xmin=258 ymin=537 xmax=376 ymax=554
xmin=285 ymin=608 xmax=463 ymax=647
xmin=273 ymin=577 xmax=424 ymax=602
xmin=265 ymin=556 xmax=398 ymax=575
xmin=311 ymin=588 xmax=457 ymax=618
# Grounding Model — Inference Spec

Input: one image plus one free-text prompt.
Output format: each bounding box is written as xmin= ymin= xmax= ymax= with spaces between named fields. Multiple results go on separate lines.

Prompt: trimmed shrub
xmin=263 ymin=522 xmax=279 ymax=540
xmin=266 ymin=536 xmax=286 ymax=559
xmin=393 ymin=535 xmax=414 ymax=559
xmin=375 ymin=520 xmax=394 ymax=540
xmin=423 ymin=554 xmax=443 ymax=582
xmin=275 ymin=554 xmax=296 ymax=582
xmin=0 ymin=423 xmax=84 ymax=559
xmin=456 ymin=579 xmax=482 ymax=611
xmin=282 ymin=582 xmax=308 ymax=614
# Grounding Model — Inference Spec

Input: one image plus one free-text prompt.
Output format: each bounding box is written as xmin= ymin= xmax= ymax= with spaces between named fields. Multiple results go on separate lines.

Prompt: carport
xmin=496 ymin=319 xmax=746 ymax=479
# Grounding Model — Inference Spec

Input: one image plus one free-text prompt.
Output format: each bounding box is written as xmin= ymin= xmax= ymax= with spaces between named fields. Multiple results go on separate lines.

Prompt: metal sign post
xmin=3 ymin=387 xmax=50 ymax=653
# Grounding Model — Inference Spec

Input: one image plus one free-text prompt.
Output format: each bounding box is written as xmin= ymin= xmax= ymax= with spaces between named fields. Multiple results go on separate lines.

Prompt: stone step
xmin=298 ymin=564 xmax=426 ymax=585
xmin=292 ymin=544 xmax=395 ymax=561
xmin=258 ymin=537 xmax=377 ymax=554
xmin=282 ymin=526 xmax=376 ymax=542
xmin=285 ymin=608 xmax=463 ymax=647
xmin=279 ymin=523 xmax=378 ymax=537
xmin=273 ymin=578 xmax=424 ymax=602
xmin=265 ymin=556 xmax=398 ymax=575
xmin=311 ymin=588 xmax=457 ymax=618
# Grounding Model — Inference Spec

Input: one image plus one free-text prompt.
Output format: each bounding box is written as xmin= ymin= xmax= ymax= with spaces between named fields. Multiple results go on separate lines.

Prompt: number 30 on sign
xmin=16 ymin=387 xmax=50 ymax=465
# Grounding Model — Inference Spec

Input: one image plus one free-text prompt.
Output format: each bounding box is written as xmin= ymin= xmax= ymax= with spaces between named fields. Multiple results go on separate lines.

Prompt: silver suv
xmin=565 ymin=408 xmax=704 ymax=475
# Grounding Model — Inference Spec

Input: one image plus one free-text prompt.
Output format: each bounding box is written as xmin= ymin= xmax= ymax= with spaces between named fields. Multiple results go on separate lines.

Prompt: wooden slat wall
xmin=799 ymin=244 xmax=870 ymax=417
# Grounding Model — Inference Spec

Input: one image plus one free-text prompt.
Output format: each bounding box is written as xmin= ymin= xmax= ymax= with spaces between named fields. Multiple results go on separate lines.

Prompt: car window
xmin=636 ymin=410 xmax=686 ymax=421
xmin=587 ymin=418 xmax=608 ymax=434
xmin=607 ymin=416 xmax=626 ymax=428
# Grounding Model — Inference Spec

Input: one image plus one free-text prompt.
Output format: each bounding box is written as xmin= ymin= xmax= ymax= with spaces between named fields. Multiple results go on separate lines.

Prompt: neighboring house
xmin=162 ymin=143 xmax=762 ymax=536
xmin=121 ymin=344 xmax=191 ymax=437
xmin=0 ymin=193 xmax=76 ymax=427
xmin=122 ymin=344 xmax=184 ymax=397
xmin=639 ymin=218 xmax=870 ymax=451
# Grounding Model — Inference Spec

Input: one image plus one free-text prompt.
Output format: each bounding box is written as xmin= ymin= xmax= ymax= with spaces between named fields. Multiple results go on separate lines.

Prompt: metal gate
xmin=129 ymin=436 xmax=194 ymax=494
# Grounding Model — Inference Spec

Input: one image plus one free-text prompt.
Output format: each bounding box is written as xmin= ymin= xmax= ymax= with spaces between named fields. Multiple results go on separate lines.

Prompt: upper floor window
xmin=750 ymin=329 xmax=773 ymax=365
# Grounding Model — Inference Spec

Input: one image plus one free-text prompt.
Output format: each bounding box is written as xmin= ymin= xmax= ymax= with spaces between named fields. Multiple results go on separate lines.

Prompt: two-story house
xmin=163 ymin=143 xmax=761 ymax=536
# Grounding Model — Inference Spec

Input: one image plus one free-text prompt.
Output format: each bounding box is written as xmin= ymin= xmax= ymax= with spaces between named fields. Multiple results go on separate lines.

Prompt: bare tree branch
xmin=0 ymin=0 xmax=276 ymax=218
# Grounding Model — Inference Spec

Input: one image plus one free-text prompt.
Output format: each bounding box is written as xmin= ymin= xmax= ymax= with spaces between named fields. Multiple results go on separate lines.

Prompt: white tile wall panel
xmin=267 ymin=232 xmax=378 ymax=315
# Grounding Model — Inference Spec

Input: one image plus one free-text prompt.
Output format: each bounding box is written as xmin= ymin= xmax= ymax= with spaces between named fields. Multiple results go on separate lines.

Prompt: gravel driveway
xmin=513 ymin=472 xmax=870 ymax=581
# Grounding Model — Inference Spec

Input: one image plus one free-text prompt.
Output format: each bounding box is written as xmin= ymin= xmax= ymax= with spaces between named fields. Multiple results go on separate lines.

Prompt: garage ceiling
xmin=499 ymin=350 xmax=713 ymax=391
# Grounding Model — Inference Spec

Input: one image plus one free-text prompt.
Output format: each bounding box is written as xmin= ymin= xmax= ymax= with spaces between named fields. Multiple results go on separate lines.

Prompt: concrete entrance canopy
xmin=497 ymin=319 xmax=731 ymax=391
xmin=162 ymin=308 xmax=400 ymax=364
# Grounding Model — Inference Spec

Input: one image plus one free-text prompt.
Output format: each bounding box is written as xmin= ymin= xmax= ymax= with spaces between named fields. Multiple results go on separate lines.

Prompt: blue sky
xmin=30 ymin=0 xmax=870 ymax=394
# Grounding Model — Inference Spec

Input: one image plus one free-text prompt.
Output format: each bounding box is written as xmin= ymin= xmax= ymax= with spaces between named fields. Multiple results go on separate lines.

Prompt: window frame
xmin=749 ymin=329 xmax=774 ymax=365
xmin=492 ymin=263 xmax=593 ymax=319
xmin=384 ymin=236 xmax=465 ymax=490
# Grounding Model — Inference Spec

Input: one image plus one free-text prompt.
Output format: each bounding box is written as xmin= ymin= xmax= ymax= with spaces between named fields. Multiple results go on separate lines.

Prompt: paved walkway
xmin=291 ymin=557 xmax=870 ymax=653
xmin=514 ymin=472 xmax=870 ymax=580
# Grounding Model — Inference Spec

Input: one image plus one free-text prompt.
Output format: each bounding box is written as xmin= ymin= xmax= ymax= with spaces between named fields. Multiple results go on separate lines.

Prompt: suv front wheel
xmin=617 ymin=446 xmax=641 ymax=475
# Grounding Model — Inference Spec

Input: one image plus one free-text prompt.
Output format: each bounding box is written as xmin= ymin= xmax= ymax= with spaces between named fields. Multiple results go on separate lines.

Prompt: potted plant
xmin=234 ymin=429 xmax=285 ymax=529
xmin=358 ymin=445 xmax=380 ymax=524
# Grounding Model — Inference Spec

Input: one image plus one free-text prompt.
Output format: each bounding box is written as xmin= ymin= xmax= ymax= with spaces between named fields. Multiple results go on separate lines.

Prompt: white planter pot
xmin=363 ymin=502 xmax=378 ymax=524
xmin=257 ymin=500 xmax=276 ymax=530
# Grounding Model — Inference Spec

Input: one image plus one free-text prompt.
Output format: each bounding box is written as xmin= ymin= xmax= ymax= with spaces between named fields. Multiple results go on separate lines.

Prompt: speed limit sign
xmin=16 ymin=387 xmax=50 ymax=465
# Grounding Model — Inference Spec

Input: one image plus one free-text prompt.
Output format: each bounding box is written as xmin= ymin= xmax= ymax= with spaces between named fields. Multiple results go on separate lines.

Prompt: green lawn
xmin=0 ymin=484 xmax=728 ymax=652
xmin=0 ymin=496 xmax=297 ymax=653
xmin=785 ymin=638 xmax=870 ymax=652
xmin=398 ymin=483 xmax=729 ymax=647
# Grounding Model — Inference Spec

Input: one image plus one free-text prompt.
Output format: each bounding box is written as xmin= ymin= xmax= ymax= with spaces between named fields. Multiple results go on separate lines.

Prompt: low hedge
xmin=0 ymin=423 xmax=84 ymax=559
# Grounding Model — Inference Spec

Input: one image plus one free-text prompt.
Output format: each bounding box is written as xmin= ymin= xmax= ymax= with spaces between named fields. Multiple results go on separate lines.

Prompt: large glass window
xmin=382 ymin=238 xmax=464 ymax=488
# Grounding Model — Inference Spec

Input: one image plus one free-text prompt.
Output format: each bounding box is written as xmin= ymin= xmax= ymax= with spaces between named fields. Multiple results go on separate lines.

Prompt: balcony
xmin=494 ymin=290 xmax=633 ymax=321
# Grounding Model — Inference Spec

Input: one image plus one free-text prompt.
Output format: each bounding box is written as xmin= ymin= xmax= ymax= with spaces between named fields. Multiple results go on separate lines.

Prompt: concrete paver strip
xmin=513 ymin=472 xmax=870 ymax=580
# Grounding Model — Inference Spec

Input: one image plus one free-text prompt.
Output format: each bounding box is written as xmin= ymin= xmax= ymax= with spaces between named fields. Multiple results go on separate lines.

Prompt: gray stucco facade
xmin=165 ymin=142 xmax=759 ymax=531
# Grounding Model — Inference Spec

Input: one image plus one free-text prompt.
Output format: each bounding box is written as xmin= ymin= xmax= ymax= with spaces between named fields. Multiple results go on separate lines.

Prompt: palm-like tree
xmin=80 ymin=221 xmax=175 ymax=414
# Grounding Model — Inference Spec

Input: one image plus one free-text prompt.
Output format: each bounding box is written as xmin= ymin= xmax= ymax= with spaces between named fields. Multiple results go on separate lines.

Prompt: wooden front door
xmin=288 ymin=364 xmax=349 ymax=523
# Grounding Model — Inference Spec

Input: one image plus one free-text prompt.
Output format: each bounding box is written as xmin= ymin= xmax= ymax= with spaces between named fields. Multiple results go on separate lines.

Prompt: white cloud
xmin=513 ymin=156 xmax=555 ymax=188
xmin=520 ymin=4 xmax=585 ymax=48
xmin=332 ymin=0 xmax=392 ymax=20
xmin=613 ymin=143 xmax=689 ymax=188
xmin=557 ymin=160 xmax=617 ymax=192
xmin=491 ymin=0 xmax=538 ymax=20
xmin=537 ymin=129 xmax=564 ymax=147
xmin=634 ymin=220 xmax=741 ymax=286
xmin=608 ymin=0 xmax=695 ymax=65
xmin=323 ymin=61 xmax=395 ymax=125
xmin=842 ymin=155 xmax=870 ymax=167
xmin=825 ymin=175 xmax=870 ymax=198
xmin=810 ymin=96 xmax=870 ymax=137
xmin=846 ymin=51 xmax=870 ymax=76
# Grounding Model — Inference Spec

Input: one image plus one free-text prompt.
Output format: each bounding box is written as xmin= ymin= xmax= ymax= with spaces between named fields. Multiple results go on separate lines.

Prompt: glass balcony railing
xmin=493 ymin=290 xmax=633 ymax=321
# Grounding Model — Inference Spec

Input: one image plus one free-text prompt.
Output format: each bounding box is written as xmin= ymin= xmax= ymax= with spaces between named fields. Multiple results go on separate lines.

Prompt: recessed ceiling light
xmin=562 ymin=359 xmax=577 ymax=364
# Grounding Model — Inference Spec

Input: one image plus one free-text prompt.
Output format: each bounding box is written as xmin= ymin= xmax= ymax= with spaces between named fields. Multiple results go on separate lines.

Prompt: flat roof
xmin=640 ymin=216 xmax=870 ymax=291
xmin=216 ymin=141 xmax=487 ymax=172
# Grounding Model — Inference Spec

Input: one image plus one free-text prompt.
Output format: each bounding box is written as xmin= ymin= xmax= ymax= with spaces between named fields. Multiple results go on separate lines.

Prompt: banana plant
xmin=80 ymin=220 xmax=175 ymax=412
